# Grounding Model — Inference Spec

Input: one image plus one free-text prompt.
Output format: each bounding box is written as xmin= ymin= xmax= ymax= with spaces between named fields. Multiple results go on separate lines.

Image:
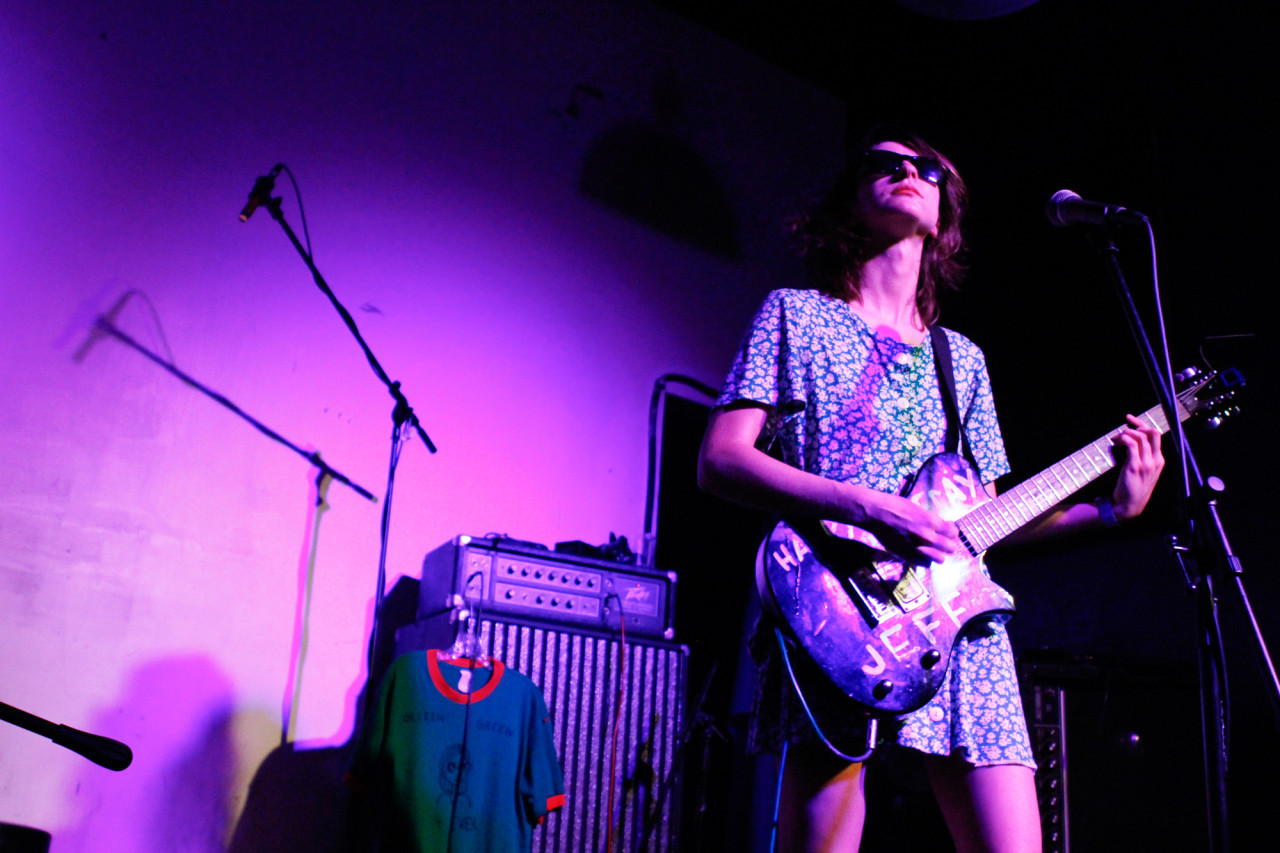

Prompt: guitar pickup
xmin=841 ymin=564 xmax=900 ymax=627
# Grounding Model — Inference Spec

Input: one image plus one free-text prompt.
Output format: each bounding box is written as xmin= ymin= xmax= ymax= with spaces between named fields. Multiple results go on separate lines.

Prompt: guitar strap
xmin=929 ymin=324 xmax=981 ymax=471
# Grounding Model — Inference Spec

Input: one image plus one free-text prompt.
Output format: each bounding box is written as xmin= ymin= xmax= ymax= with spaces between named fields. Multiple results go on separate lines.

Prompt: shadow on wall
xmin=579 ymin=73 xmax=739 ymax=260
xmin=229 ymin=576 xmax=429 ymax=853
xmin=227 ymin=744 xmax=359 ymax=853
xmin=56 ymin=656 xmax=238 ymax=853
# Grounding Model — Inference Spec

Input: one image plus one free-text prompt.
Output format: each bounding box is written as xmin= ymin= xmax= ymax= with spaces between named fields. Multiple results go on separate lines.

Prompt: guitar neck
xmin=958 ymin=399 xmax=1181 ymax=552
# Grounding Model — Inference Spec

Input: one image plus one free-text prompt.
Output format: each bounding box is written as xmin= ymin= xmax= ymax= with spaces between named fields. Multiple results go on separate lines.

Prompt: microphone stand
xmin=259 ymin=195 xmax=437 ymax=727
xmin=636 ymin=663 xmax=728 ymax=853
xmin=1086 ymin=226 xmax=1278 ymax=853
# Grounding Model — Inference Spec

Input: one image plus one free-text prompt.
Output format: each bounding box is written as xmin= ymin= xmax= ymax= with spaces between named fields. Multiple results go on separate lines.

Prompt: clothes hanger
xmin=440 ymin=596 xmax=491 ymax=670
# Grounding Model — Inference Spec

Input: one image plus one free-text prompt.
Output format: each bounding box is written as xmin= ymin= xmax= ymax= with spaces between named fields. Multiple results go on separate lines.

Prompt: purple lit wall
xmin=0 ymin=2 xmax=843 ymax=848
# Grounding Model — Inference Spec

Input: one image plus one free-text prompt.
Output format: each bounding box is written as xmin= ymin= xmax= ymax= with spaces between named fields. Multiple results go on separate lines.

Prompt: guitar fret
xmin=978 ymin=512 xmax=1002 ymax=548
xmin=991 ymin=503 xmax=1018 ymax=537
xmin=1046 ymin=465 xmax=1072 ymax=500
xmin=948 ymin=374 xmax=1219 ymax=553
xmin=1066 ymin=456 xmax=1096 ymax=491
xmin=1018 ymin=475 xmax=1052 ymax=515
xmin=979 ymin=508 xmax=1004 ymax=542
xmin=962 ymin=512 xmax=996 ymax=552
xmin=1059 ymin=461 xmax=1080 ymax=489
xmin=1063 ymin=456 xmax=1089 ymax=486
xmin=1006 ymin=497 xmax=1033 ymax=525
xmin=1028 ymin=475 xmax=1057 ymax=512
xmin=1076 ymin=452 xmax=1103 ymax=481
xmin=1080 ymin=440 xmax=1111 ymax=475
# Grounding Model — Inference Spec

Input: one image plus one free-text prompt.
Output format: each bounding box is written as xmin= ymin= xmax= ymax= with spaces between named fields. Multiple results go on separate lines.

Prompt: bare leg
xmin=777 ymin=743 xmax=866 ymax=853
xmin=924 ymin=755 xmax=1042 ymax=853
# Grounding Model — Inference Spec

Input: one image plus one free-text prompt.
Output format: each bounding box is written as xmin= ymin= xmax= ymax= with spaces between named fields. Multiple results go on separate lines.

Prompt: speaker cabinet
xmin=1020 ymin=655 xmax=1206 ymax=853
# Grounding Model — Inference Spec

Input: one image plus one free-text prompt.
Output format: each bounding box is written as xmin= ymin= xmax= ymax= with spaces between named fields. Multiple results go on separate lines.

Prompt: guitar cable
xmin=604 ymin=594 xmax=627 ymax=853
xmin=765 ymin=629 xmax=878 ymax=853
xmin=774 ymin=628 xmax=878 ymax=764
xmin=768 ymin=739 xmax=788 ymax=853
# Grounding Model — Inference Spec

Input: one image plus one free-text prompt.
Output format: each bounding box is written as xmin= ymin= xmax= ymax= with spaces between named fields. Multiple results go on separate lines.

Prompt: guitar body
xmin=754 ymin=367 xmax=1241 ymax=717
xmin=756 ymin=453 xmax=1015 ymax=716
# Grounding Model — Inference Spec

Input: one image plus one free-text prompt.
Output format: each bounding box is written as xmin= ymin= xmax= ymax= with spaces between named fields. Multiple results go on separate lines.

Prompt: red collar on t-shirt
xmin=428 ymin=649 xmax=506 ymax=703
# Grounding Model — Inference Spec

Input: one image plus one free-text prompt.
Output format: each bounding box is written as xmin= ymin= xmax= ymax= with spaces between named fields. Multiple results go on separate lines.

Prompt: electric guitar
xmin=756 ymin=367 xmax=1242 ymax=715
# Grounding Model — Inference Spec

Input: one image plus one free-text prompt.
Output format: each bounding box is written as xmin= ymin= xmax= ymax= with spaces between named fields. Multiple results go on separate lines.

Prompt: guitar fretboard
xmin=958 ymin=401 xmax=1177 ymax=553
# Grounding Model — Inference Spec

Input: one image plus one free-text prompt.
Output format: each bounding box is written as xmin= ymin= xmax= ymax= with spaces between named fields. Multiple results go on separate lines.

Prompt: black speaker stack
xmin=1020 ymin=653 xmax=1207 ymax=853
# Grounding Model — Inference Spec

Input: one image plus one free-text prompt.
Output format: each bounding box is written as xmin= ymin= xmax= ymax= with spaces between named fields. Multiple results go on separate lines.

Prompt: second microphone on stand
xmin=1046 ymin=189 xmax=1148 ymax=228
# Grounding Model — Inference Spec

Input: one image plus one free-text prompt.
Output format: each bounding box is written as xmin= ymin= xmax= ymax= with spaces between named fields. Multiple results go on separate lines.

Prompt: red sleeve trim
xmin=538 ymin=793 xmax=566 ymax=824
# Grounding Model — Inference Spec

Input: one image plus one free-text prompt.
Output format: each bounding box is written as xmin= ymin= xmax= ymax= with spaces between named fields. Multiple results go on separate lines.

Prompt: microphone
xmin=0 ymin=701 xmax=133 ymax=771
xmin=238 ymin=164 xmax=284 ymax=222
xmin=73 ymin=291 xmax=134 ymax=363
xmin=1045 ymin=189 xmax=1148 ymax=228
xmin=52 ymin=723 xmax=134 ymax=771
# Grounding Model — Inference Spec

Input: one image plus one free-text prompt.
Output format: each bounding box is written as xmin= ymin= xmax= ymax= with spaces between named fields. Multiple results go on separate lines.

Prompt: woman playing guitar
xmin=696 ymin=128 xmax=1165 ymax=853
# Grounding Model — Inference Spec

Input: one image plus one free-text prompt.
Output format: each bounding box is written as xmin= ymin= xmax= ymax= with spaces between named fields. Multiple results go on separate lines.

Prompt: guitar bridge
xmin=891 ymin=567 xmax=930 ymax=612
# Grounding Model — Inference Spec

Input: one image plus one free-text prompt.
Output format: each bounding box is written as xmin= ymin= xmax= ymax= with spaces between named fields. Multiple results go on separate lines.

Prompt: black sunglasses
xmin=862 ymin=150 xmax=947 ymax=186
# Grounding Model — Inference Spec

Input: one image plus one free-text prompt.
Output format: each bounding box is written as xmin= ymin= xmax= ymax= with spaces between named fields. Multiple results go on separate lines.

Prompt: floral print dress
xmin=717 ymin=288 xmax=1035 ymax=769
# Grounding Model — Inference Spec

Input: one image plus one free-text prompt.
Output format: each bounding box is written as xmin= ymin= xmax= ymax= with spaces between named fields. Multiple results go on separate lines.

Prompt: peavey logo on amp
xmin=614 ymin=581 xmax=660 ymax=616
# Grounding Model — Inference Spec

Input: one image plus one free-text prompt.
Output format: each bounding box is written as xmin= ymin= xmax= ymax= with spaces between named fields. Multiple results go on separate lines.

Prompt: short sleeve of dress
xmin=714 ymin=290 xmax=823 ymax=470
xmin=716 ymin=290 xmax=800 ymax=411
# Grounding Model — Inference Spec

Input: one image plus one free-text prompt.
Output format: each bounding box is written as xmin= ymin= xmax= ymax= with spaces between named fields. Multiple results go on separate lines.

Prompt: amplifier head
xmin=419 ymin=536 xmax=677 ymax=640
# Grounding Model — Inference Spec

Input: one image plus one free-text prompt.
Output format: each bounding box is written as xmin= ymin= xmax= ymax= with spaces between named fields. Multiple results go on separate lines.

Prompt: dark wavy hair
xmin=790 ymin=127 xmax=969 ymax=327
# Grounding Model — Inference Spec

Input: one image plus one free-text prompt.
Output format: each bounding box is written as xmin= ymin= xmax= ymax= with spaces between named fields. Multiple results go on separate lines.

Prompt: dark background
xmin=652 ymin=1 xmax=1276 ymax=850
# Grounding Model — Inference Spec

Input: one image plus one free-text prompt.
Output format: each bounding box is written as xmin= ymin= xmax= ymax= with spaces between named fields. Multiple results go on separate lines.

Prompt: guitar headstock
xmin=1176 ymin=366 xmax=1245 ymax=429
